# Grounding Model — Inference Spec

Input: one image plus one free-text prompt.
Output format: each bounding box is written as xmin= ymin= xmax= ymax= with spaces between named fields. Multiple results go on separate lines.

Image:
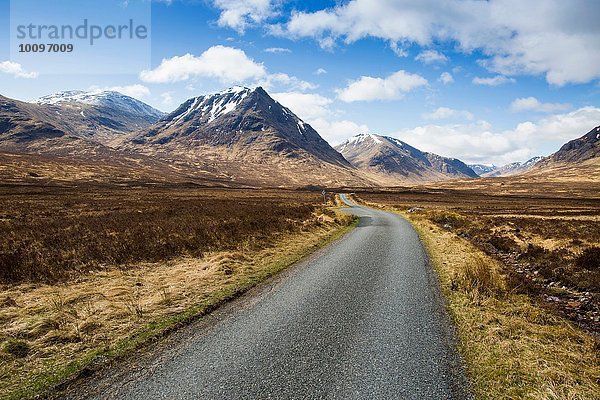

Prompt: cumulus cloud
xmin=140 ymin=46 xmax=266 ymax=84
xmin=161 ymin=91 xmax=175 ymax=107
xmin=258 ymin=72 xmax=317 ymax=91
xmin=139 ymin=46 xmax=315 ymax=92
xmin=276 ymin=0 xmax=600 ymax=85
xmin=89 ymin=84 xmax=151 ymax=100
xmin=213 ymin=0 xmax=277 ymax=33
xmin=337 ymin=70 xmax=427 ymax=102
xmin=311 ymin=118 xmax=372 ymax=146
xmin=0 ymin=61 xmax=38 ymax=79
xmin=438 ymin=72 xmax=454 ymax=85
xmin=472 ymin=75 xmax=516 ymax=86
xmin=315 ymin=68 xmax=328 ymax=75
xmin=415 ymin=50 xmax=448 ymax=64
xmin=422 ymin=107 xmax=473 ymax=121
xmin=393 ymin=106 xmax=600 ymax=165
xmin=271 ymin=92 xmax=333 ymax=120
xmin=510 ymin=97 xmax=572 ymax=113
xmin=271 ymin=91 xmax=370 ymax=145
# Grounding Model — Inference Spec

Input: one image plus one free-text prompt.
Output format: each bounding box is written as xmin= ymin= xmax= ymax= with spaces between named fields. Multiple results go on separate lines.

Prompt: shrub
xmin=4 ymin=339 xmax=30 ymax=358
xmin=575 ymin=247 xmax=600 ymax=271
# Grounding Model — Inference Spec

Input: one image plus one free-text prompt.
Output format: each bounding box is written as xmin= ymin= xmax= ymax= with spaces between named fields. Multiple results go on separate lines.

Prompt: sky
xmin=1 ymin=0 xmax=599 ymax=166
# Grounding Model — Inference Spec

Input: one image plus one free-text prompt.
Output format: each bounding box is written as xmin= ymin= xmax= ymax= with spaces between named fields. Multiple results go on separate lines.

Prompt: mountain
xmin=543 ymin=126 xmax=599 ymax=164
xmin=121 ymin=87 xmax=371 ymax=187
xmin=468 ymin=164 xmax=497 ymax=176
xmin=527 ymin=126 xmax=600 ymax=181
xmin=335 ymin=133 xmax=478 ymax=182
xmin=124 ymin=86 xmax=348 ymax=165
xmin=33 ymin=90 xmax=164 ymax=145
xmin=483 ymin=156 xmax=544 ymax=177
xmin=0 ymin=94 xmax=103 ymax=156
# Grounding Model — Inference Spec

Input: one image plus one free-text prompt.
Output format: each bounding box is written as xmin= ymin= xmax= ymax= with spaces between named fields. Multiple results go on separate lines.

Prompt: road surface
xmin=79 ymin=194 xmax=468 ymax=399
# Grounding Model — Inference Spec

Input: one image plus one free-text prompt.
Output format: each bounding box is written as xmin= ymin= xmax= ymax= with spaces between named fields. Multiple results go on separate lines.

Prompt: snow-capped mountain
xmin=483 ymin=156 xmax=544 ymax=177
xmin=468 ymin=164 xmax=497 ymax=176
xmin=32 ymin=90 xmax=164 ymax=144
xmin=336 ymin=133 xmax=478 ymax=182
xmin=126 ymin=86 xmax=350 ymax=168
xmin=35 ymin=90 xmax=164 ymax=121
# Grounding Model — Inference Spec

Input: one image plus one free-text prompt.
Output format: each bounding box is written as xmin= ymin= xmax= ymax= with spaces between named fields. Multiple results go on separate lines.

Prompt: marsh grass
xmin=405 ymin=212 xmax=599 ymax=400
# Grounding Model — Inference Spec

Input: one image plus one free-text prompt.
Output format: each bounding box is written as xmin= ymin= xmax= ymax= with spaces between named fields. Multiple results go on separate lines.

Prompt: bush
xmin=576 ymin=247 xmax=600 ymax=271
xmin=488 ymin=235 xmax=519 ymax=253
xmin=4 ymin=339 xmax=30 ymax=358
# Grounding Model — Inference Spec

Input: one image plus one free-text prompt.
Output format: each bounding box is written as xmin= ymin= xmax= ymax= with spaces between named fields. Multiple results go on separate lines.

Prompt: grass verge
xmin=403 ymin=211 xmax=599 ymax=400
xmin=1 ymin=212 xmax=357 ymax=400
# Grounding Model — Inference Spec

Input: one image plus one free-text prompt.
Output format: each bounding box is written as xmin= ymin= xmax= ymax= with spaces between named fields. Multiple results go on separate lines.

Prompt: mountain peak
xmin=126 ymin=86 xmax=350 ymax=168
xmin=336 ymin=133 xmax=477 ymax=181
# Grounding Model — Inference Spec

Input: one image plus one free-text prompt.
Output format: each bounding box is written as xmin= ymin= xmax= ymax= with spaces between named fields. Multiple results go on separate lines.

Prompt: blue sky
xmin=1 ymin=0 xmax=599 ymax=165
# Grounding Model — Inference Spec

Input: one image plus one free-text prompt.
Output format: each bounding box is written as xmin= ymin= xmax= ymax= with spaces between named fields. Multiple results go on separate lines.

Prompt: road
xmin=80 ymin=194 xmax=468 ymax=399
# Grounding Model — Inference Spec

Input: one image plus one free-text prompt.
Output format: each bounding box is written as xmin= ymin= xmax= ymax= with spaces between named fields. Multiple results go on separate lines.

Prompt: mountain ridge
xmin=335 ymin=133 xmax=478 ymax=182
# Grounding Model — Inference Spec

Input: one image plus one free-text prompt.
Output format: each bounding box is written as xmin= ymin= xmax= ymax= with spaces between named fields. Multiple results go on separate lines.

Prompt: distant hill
xmin=468 ymin=164 xmax=497 ymax=176
xmin=335 ymin=133 xmax=478 ymax=182
xmin=527 ymin=126 xmax=600 ymax=181
xmin=483 ymin=156 xmax=544 ymax=177
xmin=33 ymin=90 xmax=164 ymax=145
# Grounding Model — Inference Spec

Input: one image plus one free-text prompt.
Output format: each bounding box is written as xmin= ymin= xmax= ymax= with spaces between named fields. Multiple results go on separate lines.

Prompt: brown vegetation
xmin=0 ymin=185 xmax=331 ymax=283
xmin=0 ymin=185 xmax=353 ymax=399
xmin=406 ymin=215 xmax=599 ymax=399
xmin=358 ymin=180 xmax=600 ymax=333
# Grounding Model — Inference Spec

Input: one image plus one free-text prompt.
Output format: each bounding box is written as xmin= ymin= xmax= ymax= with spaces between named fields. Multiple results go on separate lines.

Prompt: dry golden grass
xmin=0 ymin=186 xmax=355 ymax=399
xmin=406 ymin=213 xmax=599 ymax=400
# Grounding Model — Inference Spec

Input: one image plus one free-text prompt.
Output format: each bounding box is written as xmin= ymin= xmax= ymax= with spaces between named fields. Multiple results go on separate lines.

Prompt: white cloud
xmin=89 ymin=84 xmax=150 ymax=100
xmin=277 ymin=0 xmax=600 ymax=85
xmin=311 ymin=118 xmax=372 ymax=146
xmin=271 ymin=91 xmax=370 ymax=145
xmin=264 ymin=47 xmax=291 ymax=53
xmin=257 ymin=72 xmax=317 ymax=91
xmin=161 ymin=91 xmax=175 ymax=107
xmin=315 ymin=68 xmax=328 ymax=75
xmin=510 ymin=97 xmax=571 ymax=113
xmin=271 ymin=92 xmax=333 ymax=120
xmin=422 ymin=107 xmax=473 ymax=121
xmin=139 ymin=45 xmax=315 ymax=92
xmin=472 ymin=75 xmax=516 ymax=86
xmin=337 ymin=70 xmax=427 ymax=102
xmin=0 ymin=61 xmax=38 ymax=79
xmin=415 ymin=50 xmax=448 ymax=64
xmin=439 ymin=72 xmax=454 ymax=85
xmin=392 ymin=106 xmax=600 ymax=165
xmin=213 ymin=0 xmax=277 ymax=33
xmin=139 ymin=46 xmax=266 ymax=84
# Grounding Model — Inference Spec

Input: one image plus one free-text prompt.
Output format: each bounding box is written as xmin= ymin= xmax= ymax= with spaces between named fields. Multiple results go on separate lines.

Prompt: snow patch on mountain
xmin=34 ymin=90 xmax=164 ymax=120
xmin=167 ymin=87 xmax=251 ymax=127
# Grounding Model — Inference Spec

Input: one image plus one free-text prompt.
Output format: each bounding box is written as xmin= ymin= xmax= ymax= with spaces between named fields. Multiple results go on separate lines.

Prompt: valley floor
xmin=0 ymin=185 xmax=353 ymax=399
xmin=354 ymin=180 xmax=600 ymax=398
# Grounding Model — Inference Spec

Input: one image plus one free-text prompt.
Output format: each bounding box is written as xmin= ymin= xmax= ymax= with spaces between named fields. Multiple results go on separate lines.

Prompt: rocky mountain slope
xmin=33 ymin=90 xmax=164 ymax=145
xmin=542 ymin=126 xmax=600 ymax=164
xmin=527 ymin=126 xmax=600 ymax=181
xmin=0 ymin=94 xmax=105 ymax=156
xmin=483 ymin=156 xmax=544 ymax=177
xmin=468 ymin=164 xmax=497 ymax=176
xmin=123 ymin=87 xmax=348 ymax=165
xmin=335 ymin=133 xmax=478 ymax=182
xmin=120 ymin=87 xmax=372 ymax=187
